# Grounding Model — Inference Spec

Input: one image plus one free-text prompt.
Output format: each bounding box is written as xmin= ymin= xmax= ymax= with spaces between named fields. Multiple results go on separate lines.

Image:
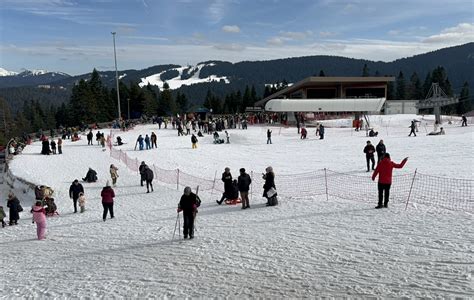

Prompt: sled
xmin=224 ymin=198 xmax=242 ymax=205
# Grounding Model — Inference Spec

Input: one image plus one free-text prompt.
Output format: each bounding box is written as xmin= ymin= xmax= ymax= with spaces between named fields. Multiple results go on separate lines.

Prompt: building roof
xmin=255 ymin=76 xmax=395 ymax=107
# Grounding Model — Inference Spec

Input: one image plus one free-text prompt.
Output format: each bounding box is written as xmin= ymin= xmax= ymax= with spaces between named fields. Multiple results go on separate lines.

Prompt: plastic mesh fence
xmin=107 ymin=133 xmax=473 ymax=212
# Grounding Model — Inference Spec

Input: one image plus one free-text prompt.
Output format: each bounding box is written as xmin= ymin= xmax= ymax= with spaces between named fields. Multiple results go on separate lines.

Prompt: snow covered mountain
xmin=139 ymin=62 xmax=230 ymax=89
xmin=0 ymin=67 xmax=18 ymax=77
xmin=0 ymin=69 xmax=71 ymax=88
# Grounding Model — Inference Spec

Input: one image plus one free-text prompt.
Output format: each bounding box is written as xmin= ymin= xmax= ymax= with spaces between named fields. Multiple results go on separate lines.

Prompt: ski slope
xmin=1 ymin=114 xmax=473 ymax=298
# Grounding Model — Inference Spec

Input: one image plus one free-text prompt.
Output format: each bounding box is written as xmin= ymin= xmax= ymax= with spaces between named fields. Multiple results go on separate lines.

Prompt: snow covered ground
xmin=1 ymin=114 xmax=473 ymax=298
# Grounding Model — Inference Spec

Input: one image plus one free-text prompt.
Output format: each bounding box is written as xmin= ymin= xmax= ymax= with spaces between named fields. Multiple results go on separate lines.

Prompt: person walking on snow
xmin=363 ymin=140 xmax=376 ymax=172
xmin=87 ymin=130 xmax=93 ymax=145
xmin=191 ymin=134 xmax=198 ymax=149
xmin=372 ymin=153 xmax=408 ymax=209
xmin=319 ymin=124 xmax=325 ymax=139
xmin=408 ymin=121 xmax=417 ymax=136
xmin=144 ymin=165 xmax=154 ymax=193
xmin=151 ymin=132 xmax=157 ymax=148
xmin=238 ymin=168 xmax=252 ymax=209
xmin=145 ymin=134 xmax=151 ymax=150
xmin=31 ymin=201 xmax=47 ymax=240
xmin=267 ymin=129 xmax=272 ymax=144
xmin=461 ymin=115 xmax=468 ymax=127
xmin=78 ymin=192 xmax=86 ymax=213
xmin=177 ymin=186 xmax=199 ymax=239
xmin=57 ymin=137 xmax=63 ymax=154
xmin=139 ymin=161 xmax=147 ymax=186
xmin=263 ymin=166 xmax=277 ymax=206
xmin=376 ymin=140 xmax=386 ymax=163
xmin=217 ymin=167 xmax=233 ymax=205
xmin=110 ymin=164 xmax=119 ymax=186
xmin=7 ymin=192 xmax=21 ymax=226
xmin=69 ymin=179 xmax=84 ymax=213
xmin=101 ymin=181 xmax=115 ymax=221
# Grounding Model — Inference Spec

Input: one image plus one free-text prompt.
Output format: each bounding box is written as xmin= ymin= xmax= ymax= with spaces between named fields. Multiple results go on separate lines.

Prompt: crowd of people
xmin=2 ymin=112 xmax=470 ymax=241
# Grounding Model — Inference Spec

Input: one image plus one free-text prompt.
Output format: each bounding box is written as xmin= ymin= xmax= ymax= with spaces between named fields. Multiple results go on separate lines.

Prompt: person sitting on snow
xmin=82 ymin=168 xmax=98 ymax=183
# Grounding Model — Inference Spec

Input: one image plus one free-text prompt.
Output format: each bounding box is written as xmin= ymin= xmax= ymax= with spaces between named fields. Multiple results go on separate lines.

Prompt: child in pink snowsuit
xmin=31 ymin=201 xmax=47 ymax=240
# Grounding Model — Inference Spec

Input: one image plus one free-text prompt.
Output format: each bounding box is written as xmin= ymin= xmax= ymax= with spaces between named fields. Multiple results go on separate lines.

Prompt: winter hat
xmin=266 ymin=166 xmax=273 ymax=173
xmin=184 ymin=186 xmax=191 ymax=195
xmin=225 ymin=167 xmax=230 ymax=172
xmin=240 ymin=168 xmax=245 ymax=173
xmin=367 ymin=140 xmax=371 ymax=144
xmin=106 ymin=180 xmax=110 ymax=187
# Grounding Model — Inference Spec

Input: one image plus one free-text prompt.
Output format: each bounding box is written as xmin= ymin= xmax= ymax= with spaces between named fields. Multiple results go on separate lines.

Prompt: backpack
xmin=195 ymin=195 xmax=201 ymax=208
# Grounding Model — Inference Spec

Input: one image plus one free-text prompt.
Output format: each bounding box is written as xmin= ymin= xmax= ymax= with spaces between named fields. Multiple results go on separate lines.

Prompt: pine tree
xmin=176 ymin=91 xmax=188 ymax=113
xmin=386 ymin=82 xmax=395 ymax=100
xmin=319 ymin=70 xmax=326 ymax=77
xmin=242 ymin=86 xmax=251 ymax=112
xmin=395 ymin=71 xmax=406 ymax=99
xmin=408 ymin=72 xmax=423 ymax=100
xmin=458 ymin=82 xmax=471 ymax=114
xmin=422 ymin=72 xmax=432 ymax=97
xmin=159 ymin=82 xmax=176 ymax=115
xmin=362 ymin=64 xmax=370 ymax=77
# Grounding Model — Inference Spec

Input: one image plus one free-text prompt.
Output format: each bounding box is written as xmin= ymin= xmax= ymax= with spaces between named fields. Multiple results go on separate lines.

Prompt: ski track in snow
xmin=1 ymin=114 xmax=473 ymax=298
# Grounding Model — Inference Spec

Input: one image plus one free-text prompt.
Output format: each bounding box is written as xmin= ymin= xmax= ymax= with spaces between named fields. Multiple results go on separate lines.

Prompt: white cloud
xmin=280 ymin=31 xmax=312 ymax=40
xmin=319 ymin=31 xmax=336 ymax=38
xmin=388 ymin=30 xmax=400 ymax=36
xmin=222 ymin=25 xmax=240 ymax=33
xmin=422 ymin=23 xmax=474 ymax=44
xmin=267 ymin=37 xmax=284 ymax=46
xmin=213 ymin=43 xmax=245 ymax=51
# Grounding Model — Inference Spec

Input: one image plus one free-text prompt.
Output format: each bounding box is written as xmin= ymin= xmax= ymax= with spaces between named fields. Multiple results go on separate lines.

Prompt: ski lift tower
xmin=416 ymin=83 xmax=458 ymax=124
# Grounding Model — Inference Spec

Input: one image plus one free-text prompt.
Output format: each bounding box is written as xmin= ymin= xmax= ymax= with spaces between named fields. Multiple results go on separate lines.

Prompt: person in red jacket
xmin=101 ymin=181 xmax=115 ymax=221
xmin=372 ymin=153 xmax=408 ymax=209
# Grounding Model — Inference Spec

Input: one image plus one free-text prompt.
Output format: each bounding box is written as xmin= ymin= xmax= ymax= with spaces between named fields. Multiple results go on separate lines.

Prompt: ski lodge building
xmin=254 ymin=76 xmax=395 ymax=123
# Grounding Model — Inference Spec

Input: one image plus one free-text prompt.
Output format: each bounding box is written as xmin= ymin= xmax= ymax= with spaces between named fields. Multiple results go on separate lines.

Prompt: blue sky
xmin=0 ymin=0 xmax=473 ymax=75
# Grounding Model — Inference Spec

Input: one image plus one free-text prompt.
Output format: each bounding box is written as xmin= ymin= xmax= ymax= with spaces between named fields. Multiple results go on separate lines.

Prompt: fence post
xmin=405 ymin=169 xmax=417 ymax=211
xmin=324 ymin=168 xmax=329 ymax=201
xmin=177 ymin=169 xmax=180 ymax=190
xmin=250 ymin=170 xmax=254 ymax=203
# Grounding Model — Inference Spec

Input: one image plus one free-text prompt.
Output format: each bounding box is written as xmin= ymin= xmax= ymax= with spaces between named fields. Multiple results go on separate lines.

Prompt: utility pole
xmin=112 ymin=32 xmax=121 ymax=120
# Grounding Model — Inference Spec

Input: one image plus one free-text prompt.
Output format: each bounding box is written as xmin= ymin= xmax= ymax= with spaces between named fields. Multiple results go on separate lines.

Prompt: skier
xmin=177 ymin=186 xmax=199 ymax=239
xmin=69 ymin=179 xmax=84 ymax=213
xmin=267 ymin=129 xmax=272 ymax=144
xmin=408 ymin=121 xmax=417 ymax=136
xmin=101 ymin=181 xmax=115 ymax=221
xmin=145 ymin=134 xmax=151 ymax=150
xmin=217 ymin=167 xmax=233 ymax=205
xmin=87 ymin=130 xmax=93 ymax=145
xmin=110 ymin=164 xmax=119 ymax=186
xmin=375 ymin=140 xmax=386 ymax=163
xmin=363 ymin=140 xmax=376 ymax=172
xmin=191 ymin=134 xmax=198 ymax=149
xmin=136 ymin=135 xmax=144 ymax=150
xmin=263 ymin=166 xmax=277 ymax=206
xmin=31 ymin=201 xmax=47 ymax=240
xmin=372 ymin=153 xmax=408 ymax=209
xmin=144 ymin=165 xmax=154 ymax=193
xmin=238 ymin=168 xmax=252 ymax=209
xmin=461 ymin=115 xmax=468 ymax=127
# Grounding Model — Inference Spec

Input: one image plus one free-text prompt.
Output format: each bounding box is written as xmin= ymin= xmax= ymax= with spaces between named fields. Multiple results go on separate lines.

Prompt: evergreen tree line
xmin=0 ymin=66 xmax=471 ymax=145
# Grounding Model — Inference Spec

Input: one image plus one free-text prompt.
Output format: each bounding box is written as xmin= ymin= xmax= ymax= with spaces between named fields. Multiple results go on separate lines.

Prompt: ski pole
xmin=172 ymin=212 xmax=179 ymax=239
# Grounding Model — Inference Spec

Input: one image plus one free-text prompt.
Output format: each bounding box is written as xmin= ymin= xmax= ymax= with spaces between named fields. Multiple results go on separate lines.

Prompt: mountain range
xmin=0 ymin=43 xmax=473 ymax=110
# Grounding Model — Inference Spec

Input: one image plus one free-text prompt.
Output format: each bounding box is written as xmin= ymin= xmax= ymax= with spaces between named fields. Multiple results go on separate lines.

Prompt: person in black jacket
xmin=87 ymin=130 xmax=93 ymax=145
xmin=82 ymin=168 xmax=98 ymax=182
xmin=375 ymin=139 xmax=386 ymax=163
xmin=263 ymin=166 xmax=277 ymax=206
xmin=191 ymin=134 xmax=198 ymax=149
xmin=41 ymin=139 xmax=51 ymax=155
xmin=139 ymin=161 xmax=147 ymax=186
xmin=178 ymin=187 xmax=199 ymax=239
xmin=238 ymin=168 xmax=252 ymax=209
xmin=217 ymin=167 xmax=232 ymax=205
xmin=363 ymin=141 xmax=376 ymax=172
xmin=69 ymin=179 xmax=84 ymax=213
xmin=144 ymin=165 xmax=154 ymax=193
xmin=6 ymin=192 xmax=21 ymax=225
